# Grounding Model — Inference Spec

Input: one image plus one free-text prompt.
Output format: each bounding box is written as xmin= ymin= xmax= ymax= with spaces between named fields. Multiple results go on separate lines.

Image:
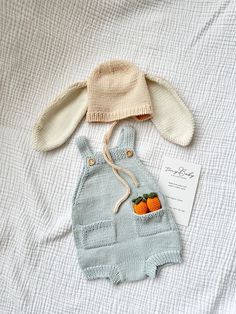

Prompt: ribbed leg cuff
xmin=145 ymin=250 xmax=182 ymax=278
xmin=83 ymin=265 xmax=123 ymax=285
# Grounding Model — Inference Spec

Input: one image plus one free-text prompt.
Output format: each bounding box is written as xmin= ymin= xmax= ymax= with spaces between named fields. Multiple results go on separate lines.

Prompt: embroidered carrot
xmin=143 ymin=193 xmax=161 ymax=212
xmin=132 ymin=197 xmax=148 ymax=215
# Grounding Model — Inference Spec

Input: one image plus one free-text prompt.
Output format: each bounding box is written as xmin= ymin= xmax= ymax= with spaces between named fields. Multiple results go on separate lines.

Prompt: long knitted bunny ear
xmin=33 ymin=81 xmax=88 ymax=151
xmin=145 ymin=74 xmax=194 ymax=146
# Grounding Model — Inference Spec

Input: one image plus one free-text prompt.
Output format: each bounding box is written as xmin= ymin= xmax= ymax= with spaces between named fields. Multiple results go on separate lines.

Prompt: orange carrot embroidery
xmin=132 ymin=197 xmax=148 ymax=215
xmin=143 ymin=193 xmax=161 ymax=212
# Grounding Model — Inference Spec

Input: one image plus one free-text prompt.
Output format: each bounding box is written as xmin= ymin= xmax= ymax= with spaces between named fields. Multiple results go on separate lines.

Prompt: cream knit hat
xmin=33 ymin=60 xmax=194 ymax=151
xmin=86 ymin=60 xmax=152 ymax=122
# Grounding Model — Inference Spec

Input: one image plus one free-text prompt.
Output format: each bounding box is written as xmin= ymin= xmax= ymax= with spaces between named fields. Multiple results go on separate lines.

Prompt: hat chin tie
xmin=102 ymin=121 xmax=139 ymax=213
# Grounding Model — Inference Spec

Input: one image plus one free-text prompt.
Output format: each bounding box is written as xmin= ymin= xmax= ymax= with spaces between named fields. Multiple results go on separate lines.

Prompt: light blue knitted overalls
xmin=72 ymin=125 xmax=182 ymax=284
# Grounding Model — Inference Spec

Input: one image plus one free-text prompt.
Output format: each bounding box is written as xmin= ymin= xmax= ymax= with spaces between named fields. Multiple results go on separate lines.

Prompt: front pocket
xmin=134 ymin=208 xmax=171 ymax=237
xmin=79 ymin=220 xmax=116 ymax=249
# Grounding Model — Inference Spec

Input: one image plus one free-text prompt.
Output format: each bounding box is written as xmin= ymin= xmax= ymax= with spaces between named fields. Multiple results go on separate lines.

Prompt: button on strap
xmin=88 ymin=158 xmax=96 ymax=166
xmin=126 ymin=149 xmax=133 ymax=158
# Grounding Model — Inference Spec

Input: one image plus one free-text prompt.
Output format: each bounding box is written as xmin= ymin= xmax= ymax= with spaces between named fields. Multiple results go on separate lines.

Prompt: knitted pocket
xmin=80 ymin=220 xmax=116 ymax=249
xmin=134 ymin=208 xmax=171 ymax=237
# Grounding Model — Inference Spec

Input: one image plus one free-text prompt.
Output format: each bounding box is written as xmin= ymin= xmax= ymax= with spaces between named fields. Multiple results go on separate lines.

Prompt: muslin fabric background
xmin=0 ymin=1 xmax=236 ymax=313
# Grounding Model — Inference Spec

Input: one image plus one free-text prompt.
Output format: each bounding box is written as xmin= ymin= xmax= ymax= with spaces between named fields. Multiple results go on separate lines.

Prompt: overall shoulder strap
xmin=117 ymin=125 xmax=135 ymax=149
xmin=76 ymin=136 xmax=94 ymax=158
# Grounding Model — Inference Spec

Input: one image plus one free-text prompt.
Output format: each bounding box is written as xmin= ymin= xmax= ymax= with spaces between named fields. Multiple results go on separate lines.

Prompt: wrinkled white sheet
xmin=0 ymin=1 xmax=236 ymax=313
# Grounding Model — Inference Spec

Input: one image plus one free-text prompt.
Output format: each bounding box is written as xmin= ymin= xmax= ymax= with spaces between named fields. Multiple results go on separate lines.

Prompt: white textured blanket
xmin=0 ymin=1 xmax=235 ymax=313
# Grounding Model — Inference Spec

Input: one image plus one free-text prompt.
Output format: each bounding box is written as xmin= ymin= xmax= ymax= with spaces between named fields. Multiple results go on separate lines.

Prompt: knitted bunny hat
xmin=33 ymin=60 xmax=194 ymax=151
xmin=86 ymin=60 xmax=152 ymax=122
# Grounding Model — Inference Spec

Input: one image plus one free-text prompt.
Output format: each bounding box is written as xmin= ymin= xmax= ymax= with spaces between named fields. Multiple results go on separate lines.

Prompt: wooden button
xmin=126 ymin=150 xmax=133 ymax=158
xmin=88 ymin=158 xmax=95 ymax=166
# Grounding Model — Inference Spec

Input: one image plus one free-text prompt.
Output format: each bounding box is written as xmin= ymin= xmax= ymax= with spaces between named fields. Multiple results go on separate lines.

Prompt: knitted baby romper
xmin=72 ymin=125 xmax=182 ymax=284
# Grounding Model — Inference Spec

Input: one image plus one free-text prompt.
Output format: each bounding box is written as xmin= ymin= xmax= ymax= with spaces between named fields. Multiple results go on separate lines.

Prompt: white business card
xmin=158 ymin=157 xmax=201 ymax=226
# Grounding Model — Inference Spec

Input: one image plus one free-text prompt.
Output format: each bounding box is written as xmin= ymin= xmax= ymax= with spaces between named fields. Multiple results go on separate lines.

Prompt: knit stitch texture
xmin=86 ymin=60 xmax=152 ymax=122
xmin=72 ymin=125 xmax=182 ymax=284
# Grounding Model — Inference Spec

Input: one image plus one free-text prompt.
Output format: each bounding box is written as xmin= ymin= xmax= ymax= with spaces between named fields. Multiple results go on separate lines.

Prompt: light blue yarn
xmin=72 ymin=125 xmax=182 ymax=284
